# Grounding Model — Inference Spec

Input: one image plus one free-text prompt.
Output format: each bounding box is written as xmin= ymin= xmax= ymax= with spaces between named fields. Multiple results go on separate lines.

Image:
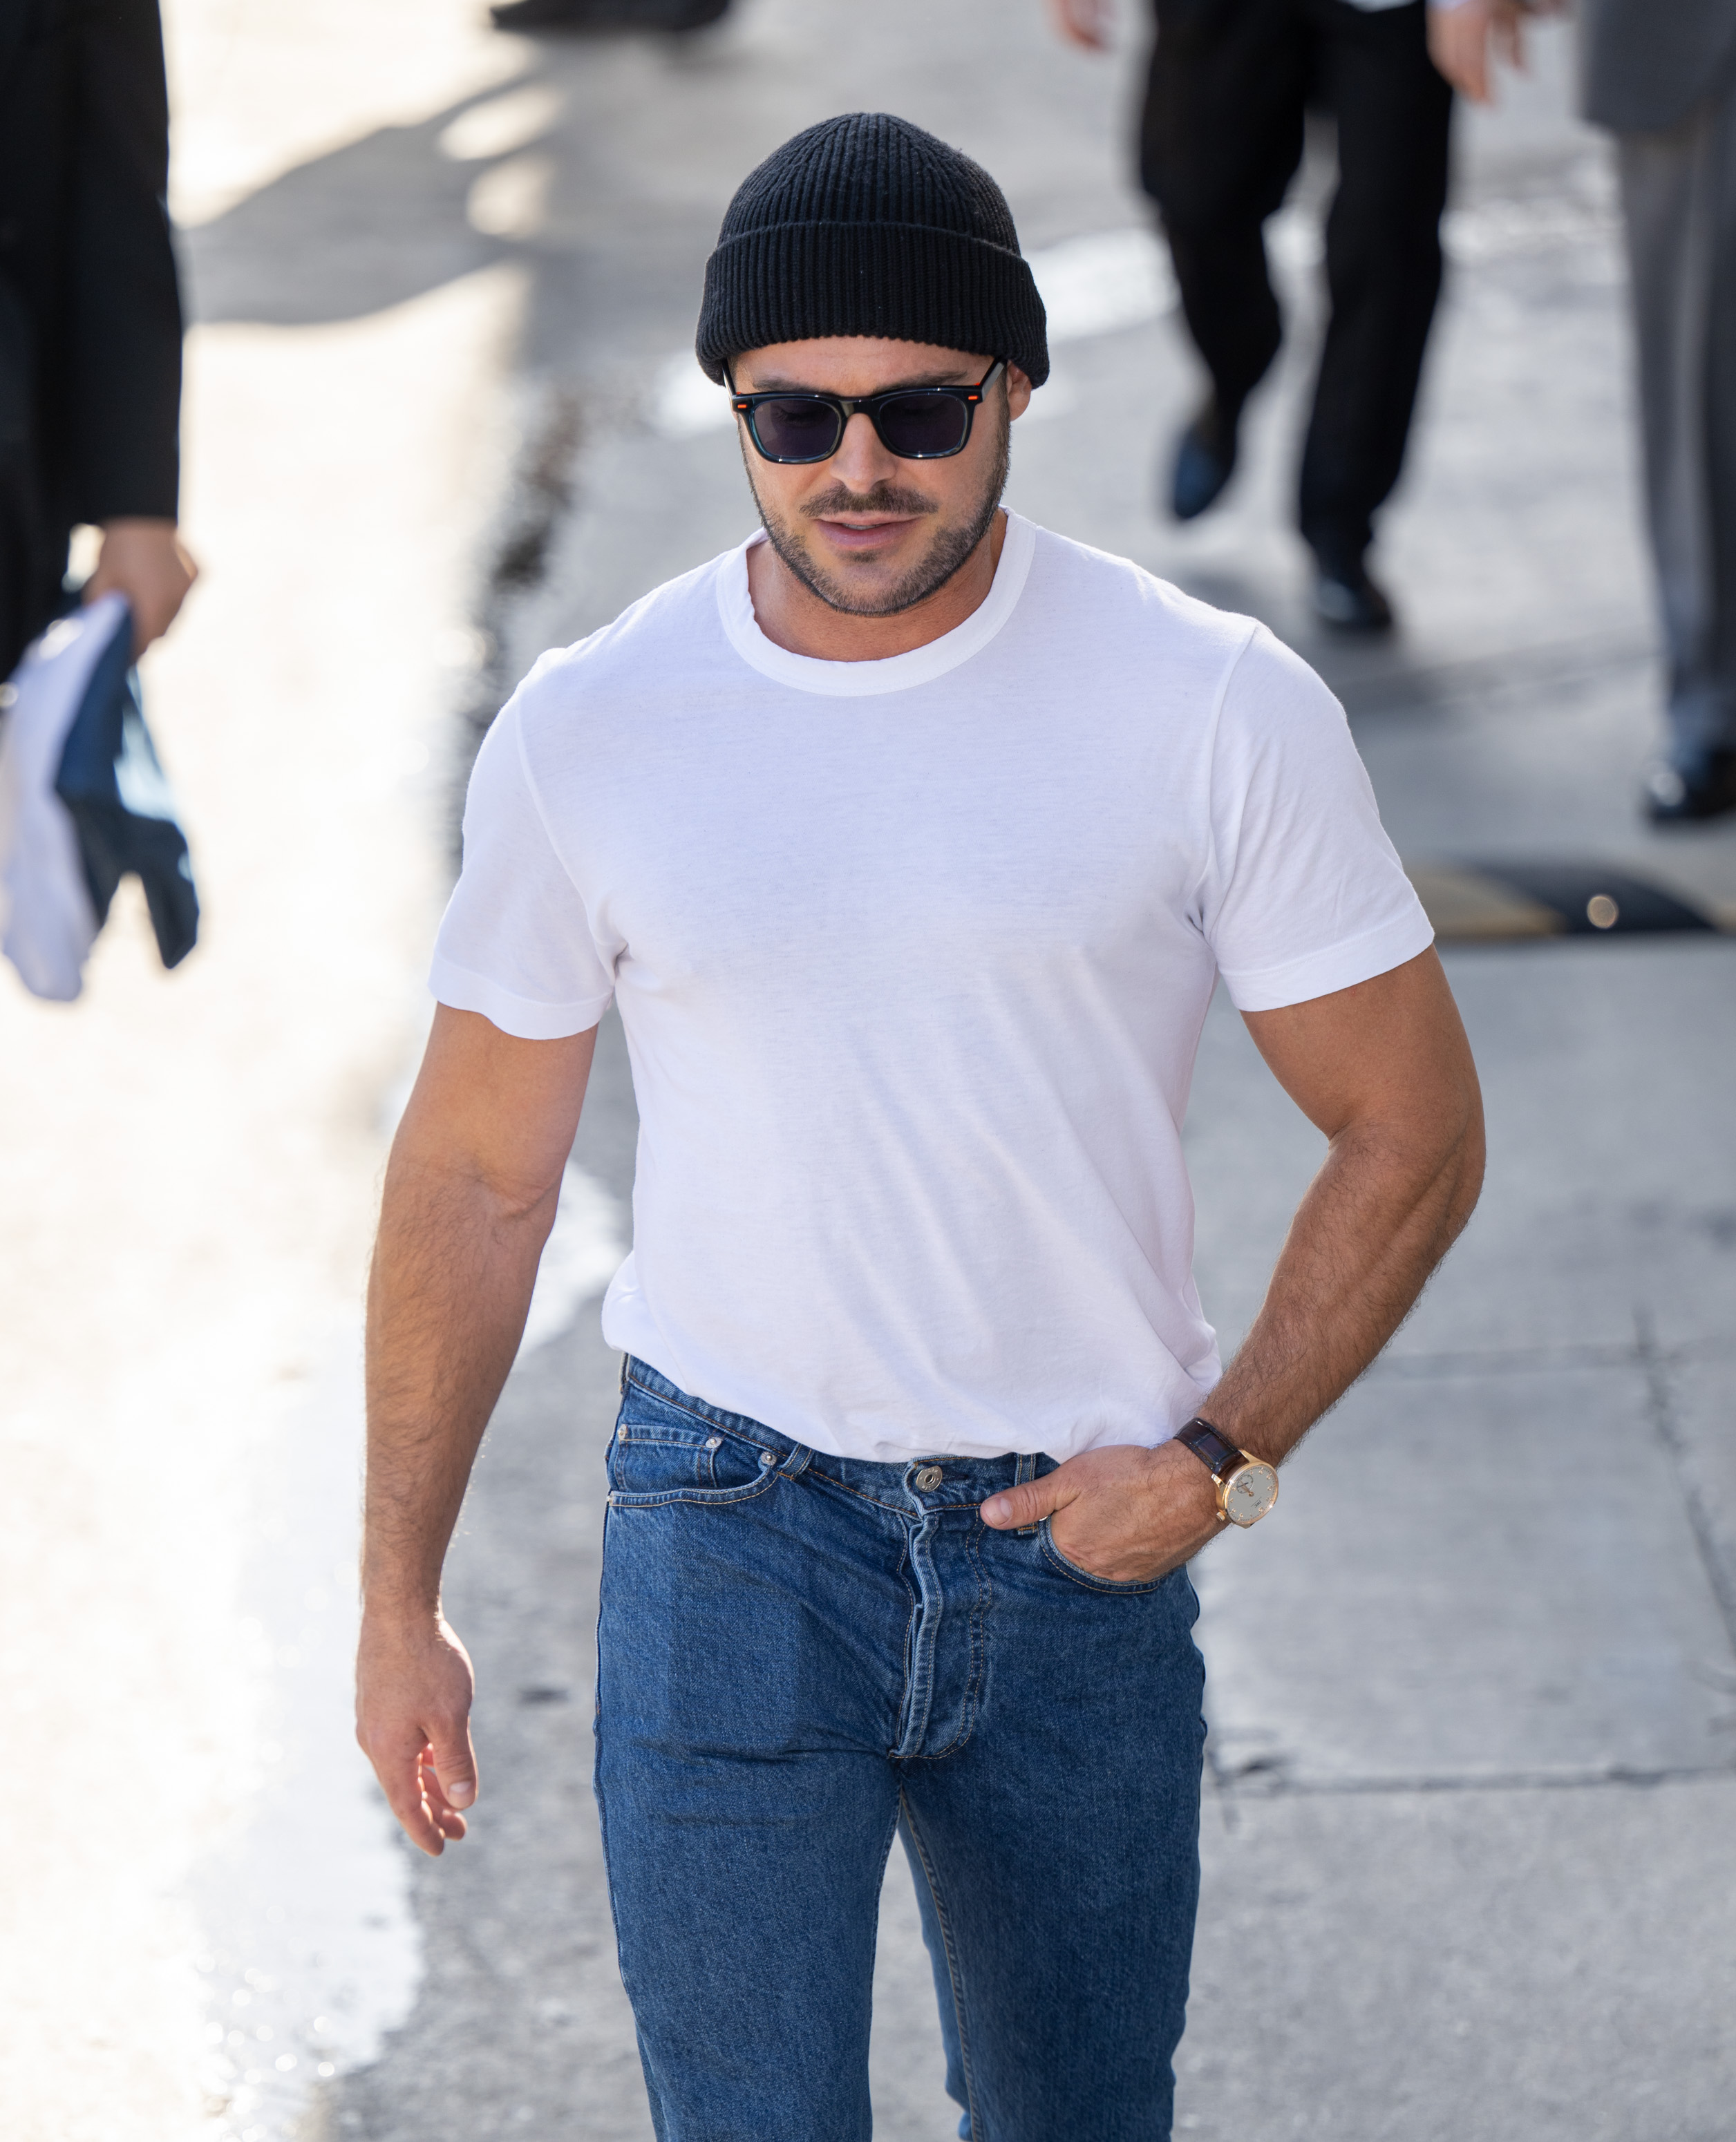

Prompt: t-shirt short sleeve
xmin=428 ymin=695 xmax=615 ymax=1039
xmin=1200 ymin=625 xmax=1433 ymax=1012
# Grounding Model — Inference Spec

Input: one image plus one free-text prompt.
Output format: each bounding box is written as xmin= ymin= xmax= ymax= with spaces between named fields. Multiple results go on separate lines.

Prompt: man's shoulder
xmin=1021 ymin=520 xmax=1263 ymax=676
xmin=1017 ymin=520 xmax=1341 ymax=751
xmin=509 ymin=540 xmax=742 ymax=730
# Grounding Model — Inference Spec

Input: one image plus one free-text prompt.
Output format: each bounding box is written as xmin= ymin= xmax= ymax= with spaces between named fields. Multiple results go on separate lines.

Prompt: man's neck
xmin=746 ymin=510 xmax=1007 ymax=663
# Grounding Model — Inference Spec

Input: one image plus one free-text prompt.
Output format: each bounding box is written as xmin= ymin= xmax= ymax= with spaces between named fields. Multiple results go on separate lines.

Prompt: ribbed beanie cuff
xmin=697 ymin=113 xmax=1049 ymax=388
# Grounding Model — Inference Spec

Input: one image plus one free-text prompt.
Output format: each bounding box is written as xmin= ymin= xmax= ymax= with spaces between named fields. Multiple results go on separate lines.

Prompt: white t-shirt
xmin=431 ymin=513 xmax=1432 ymax=1464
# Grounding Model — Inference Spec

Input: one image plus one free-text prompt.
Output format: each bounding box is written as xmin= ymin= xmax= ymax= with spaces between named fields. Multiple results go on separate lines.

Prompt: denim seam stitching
xmin=891 ymin=1533 xmax=918 ymax=1757
xmin=592 ymin=1521 xmax=638 ymax=2032
xmin=908 ymin=1515 xmax=990 ymax=1763
xmin=617 ymin=1419 xmax=766 ymax=1469
xmin=900 ymin=1794 xmax=982 ymax=2141
xmin=606 ymin=1480 xmax=780 ymax=1509
xmin=900 ymin=1521 xmax=941 ymax=1759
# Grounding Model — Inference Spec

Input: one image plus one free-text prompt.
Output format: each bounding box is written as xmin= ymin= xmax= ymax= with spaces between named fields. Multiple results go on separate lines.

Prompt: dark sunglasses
xmin=728 ymin=359 xmax=1006 ymax=464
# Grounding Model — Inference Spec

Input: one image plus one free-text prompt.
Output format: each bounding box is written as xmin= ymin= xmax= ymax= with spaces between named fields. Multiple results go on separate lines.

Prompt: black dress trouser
xmin=1140 ymin=0 xmax=1453 ymax=560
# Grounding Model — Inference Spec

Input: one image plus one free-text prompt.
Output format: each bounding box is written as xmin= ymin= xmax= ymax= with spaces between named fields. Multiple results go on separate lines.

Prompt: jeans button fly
xmin=914 ymin=1466 xmax=943 ymax=1491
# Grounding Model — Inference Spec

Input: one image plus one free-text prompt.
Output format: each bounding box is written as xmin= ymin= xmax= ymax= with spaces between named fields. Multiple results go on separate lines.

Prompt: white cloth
xmin=0 ymin=595 xmax=128 ymax=1003
xmin=432 ymin=514 xmax=1433 ymax=1464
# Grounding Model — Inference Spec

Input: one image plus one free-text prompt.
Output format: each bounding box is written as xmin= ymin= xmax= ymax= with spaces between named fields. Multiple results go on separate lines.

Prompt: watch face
xmin=1223 ymin=1462 xmax=1279 ymax=1527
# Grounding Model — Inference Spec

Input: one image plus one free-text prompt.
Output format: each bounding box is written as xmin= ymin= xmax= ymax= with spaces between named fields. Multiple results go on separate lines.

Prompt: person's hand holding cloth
xmin=82 ymin=518 xmax=197 ymax=658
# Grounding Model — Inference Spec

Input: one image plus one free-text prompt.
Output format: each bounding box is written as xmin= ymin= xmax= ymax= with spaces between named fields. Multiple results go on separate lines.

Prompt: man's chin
xmin=784 ymin=532 xmax=972 ymax=618
xmin=802 ymin=563 xmax=927 ymax=618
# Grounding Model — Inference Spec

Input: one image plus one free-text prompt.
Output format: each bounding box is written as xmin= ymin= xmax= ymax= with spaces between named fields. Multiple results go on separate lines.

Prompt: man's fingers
xmin=418 ymin=1751 xmax=470 ymax=1843
xmin=357 ymin=1715 xmax=476 ymax=1855
xmin=981 ymin=1475 xmax=1070 ymax=1530
xmin=427 ymin=1721 xmax=479 ymax=1814
xmin=372 ymin=1741 xmax=451 ymax=1857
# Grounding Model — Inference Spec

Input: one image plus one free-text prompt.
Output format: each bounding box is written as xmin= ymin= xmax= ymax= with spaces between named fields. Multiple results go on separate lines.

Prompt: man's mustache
xmin=800 ymin=482 xmax=938 ymax=520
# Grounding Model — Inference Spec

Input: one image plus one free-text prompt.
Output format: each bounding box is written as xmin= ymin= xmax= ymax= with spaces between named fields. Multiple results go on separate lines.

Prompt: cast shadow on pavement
xmin=178 ymin=41 xmax=741 ymax=387
xmin=180 ymin=77 xmax=531 ymax=327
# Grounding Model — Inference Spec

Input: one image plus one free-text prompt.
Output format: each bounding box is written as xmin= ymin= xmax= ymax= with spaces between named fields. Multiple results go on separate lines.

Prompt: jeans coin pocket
xmin=607 ymin=1411 xmax=777 ymax=1508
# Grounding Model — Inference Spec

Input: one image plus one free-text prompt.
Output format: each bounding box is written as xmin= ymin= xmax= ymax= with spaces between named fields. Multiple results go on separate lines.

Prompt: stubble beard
xmin=744 ymin=408 xmax=1012 ymax=618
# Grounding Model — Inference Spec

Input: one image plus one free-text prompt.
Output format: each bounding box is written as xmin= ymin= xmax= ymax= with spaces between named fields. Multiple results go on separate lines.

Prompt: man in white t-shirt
xmin=355 ymin=113 xmax=1484 ymax=2142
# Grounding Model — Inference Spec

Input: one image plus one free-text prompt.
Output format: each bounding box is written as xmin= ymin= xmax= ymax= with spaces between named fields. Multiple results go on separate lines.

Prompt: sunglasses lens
xmin=875 ymin=392 xmax=972 ymax=457
xmin=751 ymin=397 xmax=845 ymax=462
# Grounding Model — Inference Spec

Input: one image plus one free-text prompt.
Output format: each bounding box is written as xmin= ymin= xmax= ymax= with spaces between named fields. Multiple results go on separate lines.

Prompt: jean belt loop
xmin=780 ymin=1443 xmax=813 ymax=1481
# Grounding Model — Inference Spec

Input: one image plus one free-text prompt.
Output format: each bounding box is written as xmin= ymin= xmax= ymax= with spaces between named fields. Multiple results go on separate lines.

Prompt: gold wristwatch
xmin=1176 ymin=1417 xmax=1279 ymax=1528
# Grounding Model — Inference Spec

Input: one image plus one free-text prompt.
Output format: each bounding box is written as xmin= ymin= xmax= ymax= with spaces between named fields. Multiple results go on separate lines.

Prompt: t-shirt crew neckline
xmin=717 ymin=509 xmax=1038 ymax=696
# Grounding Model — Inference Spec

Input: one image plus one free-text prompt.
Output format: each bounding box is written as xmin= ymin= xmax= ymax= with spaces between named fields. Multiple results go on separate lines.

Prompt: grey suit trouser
xmin=1619 ymin=69 xmax=1736 ymax=755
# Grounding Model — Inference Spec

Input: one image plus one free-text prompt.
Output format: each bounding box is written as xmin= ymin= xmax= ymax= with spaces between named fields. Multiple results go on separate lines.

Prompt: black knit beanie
xmin=696 ymin=113 xmax=1049 ymax=388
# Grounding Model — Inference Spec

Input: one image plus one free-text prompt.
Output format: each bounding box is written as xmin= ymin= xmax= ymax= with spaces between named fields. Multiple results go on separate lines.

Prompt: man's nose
xmin=829 ymin=408 xmax=901 ymax=493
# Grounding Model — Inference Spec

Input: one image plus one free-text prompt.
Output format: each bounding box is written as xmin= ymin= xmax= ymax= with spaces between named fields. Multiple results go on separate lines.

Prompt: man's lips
xmin=811 ymin=514 xmax=923 ymax=552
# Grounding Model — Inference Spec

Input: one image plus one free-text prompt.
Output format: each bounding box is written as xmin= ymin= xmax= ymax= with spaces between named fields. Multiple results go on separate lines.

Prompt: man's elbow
xmin=381 ymin=1133 xmax=565 ymax=1238
xmin=1441 ymin=1074 xmax=1486 ymax=1244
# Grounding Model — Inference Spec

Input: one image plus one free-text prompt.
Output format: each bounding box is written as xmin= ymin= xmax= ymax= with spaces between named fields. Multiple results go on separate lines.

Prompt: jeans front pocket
xmin=607 ymin=1393 xmax=780 ymax=1509
xmin=1037 ymin=1517 xmax=1170 ymax=1595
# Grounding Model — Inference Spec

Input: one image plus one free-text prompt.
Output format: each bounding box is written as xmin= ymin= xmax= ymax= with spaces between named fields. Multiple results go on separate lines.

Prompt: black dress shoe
xmin=1312 ymin=553 xmax=1394 ymax=634
xmin=1643 ymin=748 xmax=1736 ymax=823
xmin=491 ymin=0 xmax=728 ymax=29
xmin=1169 ymin=399 xmax=1239 ymax=522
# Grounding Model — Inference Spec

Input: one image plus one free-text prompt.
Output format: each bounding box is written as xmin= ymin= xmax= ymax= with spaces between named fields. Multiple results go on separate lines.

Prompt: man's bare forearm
xmin=985 ymin=954 xmax=1482 ymax=1579
xmin=1203 ymin=1108 xmax=1484 ymax=1466
xmin=356 ymin=1012 xmax=593 ymax=1855
xmin=363 ymin=1153 xmax=557 ymax=1615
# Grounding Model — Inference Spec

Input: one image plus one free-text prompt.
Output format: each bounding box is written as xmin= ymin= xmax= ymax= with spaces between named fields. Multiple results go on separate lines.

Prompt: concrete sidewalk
xmin=308 ymin=6 xmax=1735 ymax=2139
xmin=0 ymin=7 xmax=528 ymax=2138
xmin=321 ymin=8 xmax=1730 ymax=2139
xmin=5 ymin=3 xmax=1728 ymax=2138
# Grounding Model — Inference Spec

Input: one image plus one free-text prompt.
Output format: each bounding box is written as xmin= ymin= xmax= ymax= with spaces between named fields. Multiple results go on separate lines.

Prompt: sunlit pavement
xmin=0 ymin=7 xmax=524 ymax=2138
xmin=4 ymin=6 xmax=1732 ymax=2140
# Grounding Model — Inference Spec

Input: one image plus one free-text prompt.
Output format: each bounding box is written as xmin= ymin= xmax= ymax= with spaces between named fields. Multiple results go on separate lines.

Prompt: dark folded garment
xmin=53 ymin=601 xmax=198 ymax=969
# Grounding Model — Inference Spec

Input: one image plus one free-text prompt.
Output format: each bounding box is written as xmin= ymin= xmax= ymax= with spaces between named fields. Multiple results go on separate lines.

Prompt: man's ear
xmin=1006 ymin=363 xmax=1034 ymax=421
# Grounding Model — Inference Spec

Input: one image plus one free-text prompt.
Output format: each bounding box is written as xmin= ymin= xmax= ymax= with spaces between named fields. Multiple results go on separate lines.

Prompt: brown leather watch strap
xmin=1175 ymin=1415 xmax=1241 ymax=1479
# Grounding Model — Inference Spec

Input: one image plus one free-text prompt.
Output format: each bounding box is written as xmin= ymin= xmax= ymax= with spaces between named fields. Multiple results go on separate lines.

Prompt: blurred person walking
xmin=0 ymin=0 xmax=194 ymax=682
xmin=356 ymin=113 xmax=1484 ymax=2142
xmin=1433 ymin=0 xmax=1736 ymax=822
xmin=1053 ymin=0 xmax=1455 ymax=633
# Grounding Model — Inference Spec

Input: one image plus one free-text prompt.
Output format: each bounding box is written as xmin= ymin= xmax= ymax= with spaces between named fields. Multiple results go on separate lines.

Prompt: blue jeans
xmin=594 ymin=1357 xmax=1207 ymax=2142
